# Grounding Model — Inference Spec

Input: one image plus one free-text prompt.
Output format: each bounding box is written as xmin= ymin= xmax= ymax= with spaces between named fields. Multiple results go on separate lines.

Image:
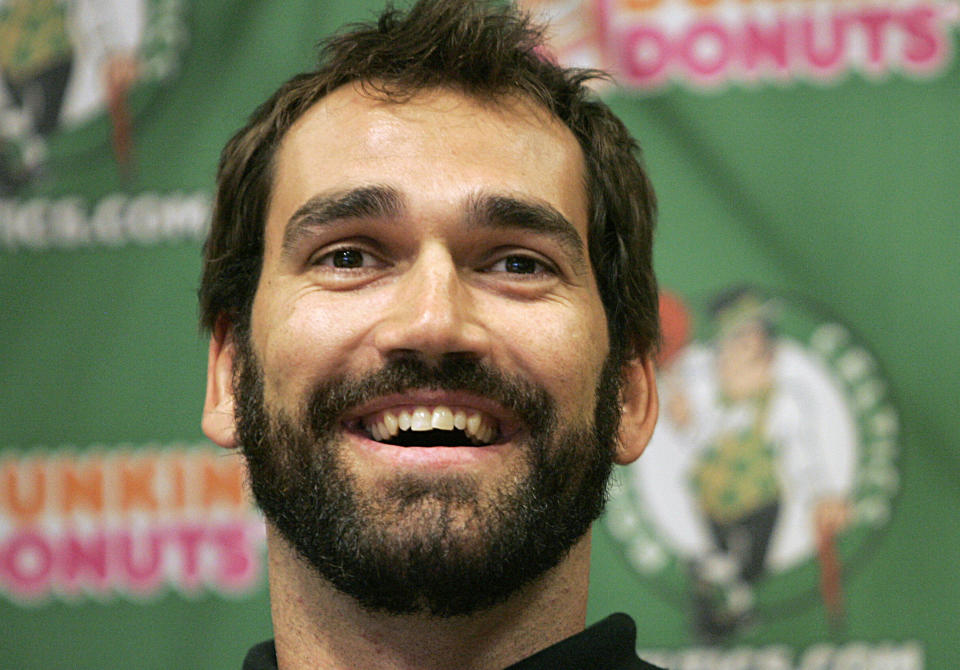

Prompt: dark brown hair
xmin=199 ymin=0 xmax=658 ymax=361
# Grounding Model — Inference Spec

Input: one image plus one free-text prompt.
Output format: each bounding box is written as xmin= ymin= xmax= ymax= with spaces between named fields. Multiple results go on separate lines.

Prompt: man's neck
xmin=265 ymin=526 xmax=593 ymax=670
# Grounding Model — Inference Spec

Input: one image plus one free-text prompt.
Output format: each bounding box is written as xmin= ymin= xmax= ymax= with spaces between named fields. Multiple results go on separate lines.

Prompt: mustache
xmin=304 ymin=353 xmax=554 ymax=436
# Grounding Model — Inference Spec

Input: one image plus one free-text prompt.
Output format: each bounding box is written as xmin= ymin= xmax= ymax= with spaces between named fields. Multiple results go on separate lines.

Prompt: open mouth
xmin=355 ymin=405 xmax=501 ymax=448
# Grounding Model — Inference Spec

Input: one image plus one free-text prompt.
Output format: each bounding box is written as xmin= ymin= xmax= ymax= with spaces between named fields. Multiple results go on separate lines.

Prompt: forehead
xmin=265 ymin=84 xmax=589 ymax=244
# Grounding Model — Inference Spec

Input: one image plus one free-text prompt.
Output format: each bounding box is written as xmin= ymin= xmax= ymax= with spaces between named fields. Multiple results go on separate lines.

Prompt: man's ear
xmin=202 ymin=316 xmax=239 ymax=449
xmin=615 ymin=356 xmax=659 ymax=465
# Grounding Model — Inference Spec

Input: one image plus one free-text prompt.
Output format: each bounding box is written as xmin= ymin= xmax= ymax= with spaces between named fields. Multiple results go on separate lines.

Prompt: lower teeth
xmin=380 ymin=429 xmax=483 ymax=448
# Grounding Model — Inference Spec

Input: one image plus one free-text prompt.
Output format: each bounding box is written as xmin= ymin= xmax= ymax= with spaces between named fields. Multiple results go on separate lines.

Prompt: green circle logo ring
xmin=605 ymin=286 xmax=900 ymax=641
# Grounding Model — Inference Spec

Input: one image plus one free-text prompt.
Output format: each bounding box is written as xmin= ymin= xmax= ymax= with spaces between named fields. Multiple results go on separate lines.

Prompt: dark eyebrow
xmin=281 ymin=185 xmax=402 ymax=257
xmin=469 ymin=193 xmax=589 ymax=275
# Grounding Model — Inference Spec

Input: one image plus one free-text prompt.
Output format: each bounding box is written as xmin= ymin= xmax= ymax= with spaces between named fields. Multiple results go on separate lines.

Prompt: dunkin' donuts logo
xmin=0 ymin=443 xmax=265 ymax=602
xmin=523 ymin=0 xmax=960 ymax=90
xmin=605 ymin=287 xmax=899 ymax=641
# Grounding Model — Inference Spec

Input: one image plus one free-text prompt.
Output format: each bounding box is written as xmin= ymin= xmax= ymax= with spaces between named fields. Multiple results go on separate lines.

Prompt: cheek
xmin=496 ymin=298 xmax=610 ymax=415
xmin=251 ymin=288 xmax=381 ymax=404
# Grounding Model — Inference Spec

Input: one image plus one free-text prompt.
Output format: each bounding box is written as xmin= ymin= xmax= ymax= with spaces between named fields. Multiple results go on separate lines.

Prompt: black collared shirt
xmin=242 ymin=613 xmax=664 ymax=669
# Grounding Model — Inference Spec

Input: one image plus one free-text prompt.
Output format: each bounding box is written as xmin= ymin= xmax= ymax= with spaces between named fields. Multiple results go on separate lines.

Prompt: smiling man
xmin=198 ymin=1 xmax=662 ymax=669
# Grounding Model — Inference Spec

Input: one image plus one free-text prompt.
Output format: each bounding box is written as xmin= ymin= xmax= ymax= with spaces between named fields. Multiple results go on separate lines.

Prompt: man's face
xmin=230 ymin=86 xmax=619 ymax=615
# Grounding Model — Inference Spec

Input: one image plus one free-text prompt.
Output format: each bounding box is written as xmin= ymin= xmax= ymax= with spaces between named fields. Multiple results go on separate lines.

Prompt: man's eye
xmin=315 ymin=248 xmax=378 ymax=269
xmin=489 ymin=254 xmax=550 ymax=275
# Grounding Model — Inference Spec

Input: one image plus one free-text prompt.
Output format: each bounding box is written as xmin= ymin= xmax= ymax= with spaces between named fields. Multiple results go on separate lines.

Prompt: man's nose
xmin=372 ymin=246 xmax=490 ymax=362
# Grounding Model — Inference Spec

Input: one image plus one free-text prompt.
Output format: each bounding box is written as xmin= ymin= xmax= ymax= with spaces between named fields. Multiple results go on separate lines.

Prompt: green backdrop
xmin=1 ymin=1 xmax=957 ymax=668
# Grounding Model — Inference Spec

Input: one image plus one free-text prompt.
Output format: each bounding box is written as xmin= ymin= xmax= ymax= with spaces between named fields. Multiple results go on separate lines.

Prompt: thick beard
xmin=233 ymin=341 xmax=624 ymax=617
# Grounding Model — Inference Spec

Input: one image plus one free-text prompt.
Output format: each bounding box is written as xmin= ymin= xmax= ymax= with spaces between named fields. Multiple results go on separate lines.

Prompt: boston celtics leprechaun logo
xmin=606 ymin=286 xmax=899 ymax=642
xmin=0 ymin=0 xmax=186 ymax=194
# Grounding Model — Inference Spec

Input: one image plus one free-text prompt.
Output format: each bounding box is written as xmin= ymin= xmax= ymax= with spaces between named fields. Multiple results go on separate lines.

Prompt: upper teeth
xmin=364 ymin=405 xmax=497 ymax=444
